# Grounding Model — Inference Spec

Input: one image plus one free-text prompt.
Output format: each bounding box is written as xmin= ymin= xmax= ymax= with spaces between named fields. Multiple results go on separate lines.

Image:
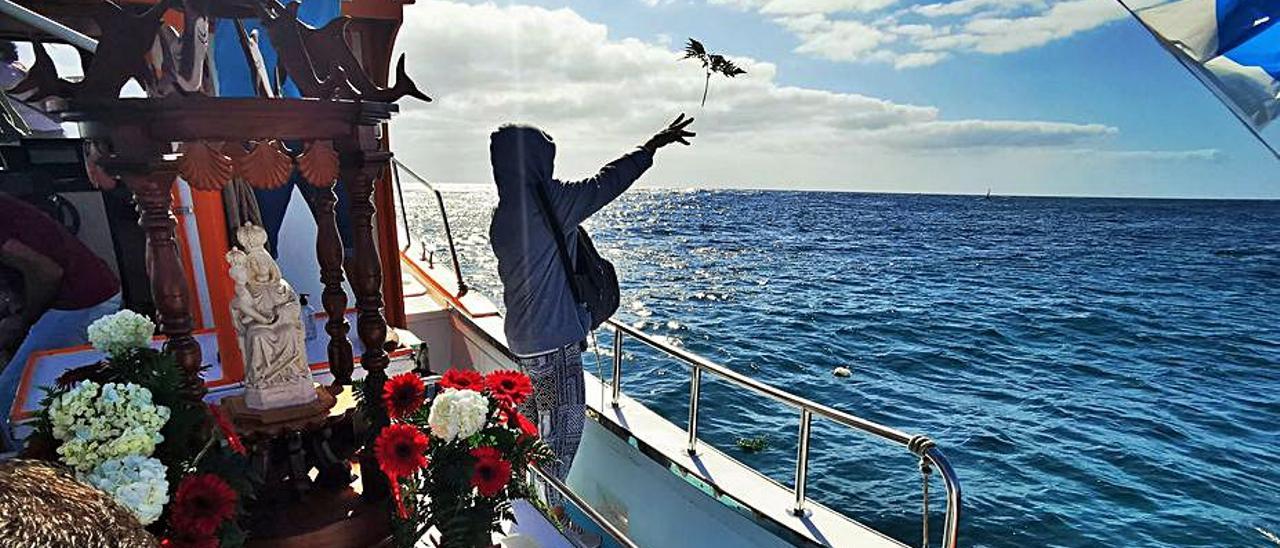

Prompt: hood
xmin=490 ymin=124 xmax=556 ymax=202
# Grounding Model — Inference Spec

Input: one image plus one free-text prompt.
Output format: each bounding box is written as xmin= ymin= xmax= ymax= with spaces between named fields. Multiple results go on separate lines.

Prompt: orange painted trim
xmin=398 ymin=251 xmax=498 ymax=318
xmin=190 ymin=189 xmax=246 ymax=383
xmin=172 ymin=187 xmax=205 ymax=330
xmin=9 ymin=329 xmax=220 ymax=421
xmin=376 ymin=170 xmax=406 ymax=328
xmin=9 ymin=332 xmax=414 ymax=421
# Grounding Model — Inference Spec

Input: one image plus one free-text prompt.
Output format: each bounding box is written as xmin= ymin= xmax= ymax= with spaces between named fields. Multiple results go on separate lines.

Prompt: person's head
xmin=0 ymin=41 xmax=17 ymax=65
xmin=489 ymin=124 xmax=556 ymax=196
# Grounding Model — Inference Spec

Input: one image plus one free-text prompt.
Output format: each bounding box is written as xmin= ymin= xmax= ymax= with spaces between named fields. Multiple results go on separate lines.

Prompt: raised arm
xmin=545 ymin=114 xmax=696 ymax=227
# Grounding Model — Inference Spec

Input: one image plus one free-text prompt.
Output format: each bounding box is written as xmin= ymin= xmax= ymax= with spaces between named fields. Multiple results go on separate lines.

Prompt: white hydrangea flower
xmin=83 ymin=455 xmax=170 ymax=525
xmin=428 ymin=388 xmax=490 ymax=442
xmin=86 ymin=310 xmax=155 ymax=356
xmin=48 ymin=381 xmax=170 ymax=472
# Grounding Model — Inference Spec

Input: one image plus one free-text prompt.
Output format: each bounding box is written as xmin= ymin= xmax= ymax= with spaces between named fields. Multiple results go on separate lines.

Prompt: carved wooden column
xmin=341 ymin=134 xmax=393 ymax=498
xmin=120 ymin=167 xmax=204 ymax=382
xmin=312 ymin=183 xmax=354 ymax=388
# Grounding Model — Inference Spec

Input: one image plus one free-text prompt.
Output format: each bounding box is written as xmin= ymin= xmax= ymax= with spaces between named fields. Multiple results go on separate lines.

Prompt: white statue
xmin=227 ymin=223 xmax=316 ymax=410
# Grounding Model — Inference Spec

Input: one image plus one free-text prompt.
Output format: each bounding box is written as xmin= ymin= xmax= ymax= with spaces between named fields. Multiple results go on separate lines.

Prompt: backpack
xmin=531 ymin=183 xmax=620 ymax=331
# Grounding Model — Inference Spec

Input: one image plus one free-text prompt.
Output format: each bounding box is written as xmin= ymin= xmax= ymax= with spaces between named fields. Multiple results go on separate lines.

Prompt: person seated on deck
xmin=0 ymin=193 xmax=121 ymax=450
xmin=487 ymin=115 xmax=695 ymax=516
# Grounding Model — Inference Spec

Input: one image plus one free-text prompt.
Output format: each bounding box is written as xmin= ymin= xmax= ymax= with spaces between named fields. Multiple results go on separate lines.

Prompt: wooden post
xmin=122 ymin=169 xmax=204 ymax=383
xmin=312 ymin=182 xmax=354 ymax=388
xmin=341 ymin=132 xmax=392 ymax=498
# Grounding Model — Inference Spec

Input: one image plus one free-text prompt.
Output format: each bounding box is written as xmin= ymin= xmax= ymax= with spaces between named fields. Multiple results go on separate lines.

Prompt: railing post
xmin=611 ymin=328 xmax=624 ymax=407
xmin=792 ymin=409 xmax=813 ymax=516
xmin=686 ymin=366 xmax=702 ymax=455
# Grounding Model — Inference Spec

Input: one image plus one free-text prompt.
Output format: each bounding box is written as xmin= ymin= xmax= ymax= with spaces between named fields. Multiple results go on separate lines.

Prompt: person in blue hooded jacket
xmin=489 ymin=115 xmax=695 ymax=502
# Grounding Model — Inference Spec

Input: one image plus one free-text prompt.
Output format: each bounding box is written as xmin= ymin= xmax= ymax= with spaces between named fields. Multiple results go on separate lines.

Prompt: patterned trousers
xmin=517 ymin=342 xmax=586 ymax=507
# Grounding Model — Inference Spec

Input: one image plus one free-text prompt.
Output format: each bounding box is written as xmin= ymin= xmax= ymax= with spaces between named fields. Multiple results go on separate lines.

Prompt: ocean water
xmin=402 ymin=188 xmax=1280 ymax=547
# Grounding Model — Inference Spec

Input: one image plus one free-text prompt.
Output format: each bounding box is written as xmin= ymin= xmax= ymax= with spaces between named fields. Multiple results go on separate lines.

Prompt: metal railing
xmin=604 ymin=319 xmax=962 ymax=548
xmin=390 ymin=158 xmax=468 ymax=296
xmin=531 ymin=464 xmax=641 ymax=548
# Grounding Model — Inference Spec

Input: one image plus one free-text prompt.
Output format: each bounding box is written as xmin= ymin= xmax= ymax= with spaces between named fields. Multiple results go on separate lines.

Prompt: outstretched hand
xmin=642 ymin=114 xmax=696 ymax=153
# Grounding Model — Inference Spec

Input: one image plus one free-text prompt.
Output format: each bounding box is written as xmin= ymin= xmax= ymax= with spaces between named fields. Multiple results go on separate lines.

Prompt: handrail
xmin=604 ymin=319 xmax=962 ymax=548
xmin=0 ymin=1 xmax=99 ymax=52
xmin=530 ymin=464 xmax=641 ymax=548
xmin=391 ymin=158 xmax=468 ymax=296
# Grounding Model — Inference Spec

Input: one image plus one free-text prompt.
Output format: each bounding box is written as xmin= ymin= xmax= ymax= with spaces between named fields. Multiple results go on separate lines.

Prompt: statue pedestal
xmin=245 ymin=380 xmax=319 ymax=411
xmin=223 ymin=386 xmax=337 ymax=433
xmin=220 ymin=386 xmax=392 ymax=547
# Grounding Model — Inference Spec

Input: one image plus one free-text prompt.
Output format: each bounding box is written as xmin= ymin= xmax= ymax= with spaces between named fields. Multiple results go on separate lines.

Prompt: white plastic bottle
xmin=300 ymin=293 xmax=317 ymax=341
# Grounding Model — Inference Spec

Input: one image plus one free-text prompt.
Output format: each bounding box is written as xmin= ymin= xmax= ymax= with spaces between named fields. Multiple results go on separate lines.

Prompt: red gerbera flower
xmin=376 ymin=423 xmax=430 ymax=519
xmin=484 ymin=370 xmax=534 ymax=406
xmin=383 ymin=373 xmax=427 ymax=419
xmin=470 ymin=446 xmax=512 ymax=498
xmin=170 ymin=474 xmax=238 ymax=537
xmin=439 ymin=368 xmax=484 ymax=391
xmin=207 ymin=403 xmax=246 ymax=455
xmin=375 ymin=423 xmax=430 ymax=479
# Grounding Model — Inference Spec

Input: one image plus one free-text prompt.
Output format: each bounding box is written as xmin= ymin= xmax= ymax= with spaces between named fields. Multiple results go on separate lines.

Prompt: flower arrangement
xmin=360 ymin=368 xmax=552 ymax=548
xmin=24 ymin=310 xmax=253 ymax=547
xmin=47 ymin=380 xmax=170 ymax=472
xmin=87 ymin=309 xmax=157 ymax=355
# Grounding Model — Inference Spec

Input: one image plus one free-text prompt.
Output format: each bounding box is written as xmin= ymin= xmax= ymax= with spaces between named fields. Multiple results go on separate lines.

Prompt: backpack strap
xmin=530 ymin=181 xmax=584 ymax=304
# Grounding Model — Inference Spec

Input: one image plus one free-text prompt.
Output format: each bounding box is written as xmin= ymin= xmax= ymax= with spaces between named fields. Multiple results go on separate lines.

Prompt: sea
xmin=402 ymin=187 xmax=1280 ymax=548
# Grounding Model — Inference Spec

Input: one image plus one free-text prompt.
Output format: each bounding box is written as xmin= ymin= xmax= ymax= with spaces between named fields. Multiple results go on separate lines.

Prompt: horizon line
xmin=412 ymin=181 xmax=1280 ymax=202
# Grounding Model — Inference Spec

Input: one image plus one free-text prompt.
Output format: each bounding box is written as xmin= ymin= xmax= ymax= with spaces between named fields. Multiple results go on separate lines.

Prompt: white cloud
xmin=873 ymin=119 xmax=1117 ymax=149
xmin=780 ymin=15 xmax=894 ymax=61
xmin=711 ymin=0 xmax=1142 ymax=69
xmin=711 ymin=0 xmax=900 ymax=14
xmin=389 ymin=1 xmax=1211 ymax=192
xmin=913 ymin=0 xmax=1044 ymax=18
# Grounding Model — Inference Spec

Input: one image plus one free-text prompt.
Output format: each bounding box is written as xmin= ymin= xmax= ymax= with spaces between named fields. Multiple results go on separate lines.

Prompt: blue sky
xmin=388 ymin=0 xmax=1280 ymax=198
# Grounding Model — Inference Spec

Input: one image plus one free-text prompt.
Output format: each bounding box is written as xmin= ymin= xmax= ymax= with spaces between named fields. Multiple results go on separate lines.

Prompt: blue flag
xmin=1128 ymin=0 xmax=1280 ymax=140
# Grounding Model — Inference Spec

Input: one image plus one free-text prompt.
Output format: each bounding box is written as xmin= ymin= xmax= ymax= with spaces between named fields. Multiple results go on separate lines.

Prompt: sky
xmin=383 ymin=0 xmax=1280 ymax=198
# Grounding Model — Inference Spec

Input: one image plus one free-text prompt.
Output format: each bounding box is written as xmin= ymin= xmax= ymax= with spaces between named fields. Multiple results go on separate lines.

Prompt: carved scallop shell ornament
xmin=297 ymin=140 xmax=340 ymax=188
xmin=236 ymin=139 xmax=294 ymax=189
xmin=177 ymin=141 xmax=234 ymax=191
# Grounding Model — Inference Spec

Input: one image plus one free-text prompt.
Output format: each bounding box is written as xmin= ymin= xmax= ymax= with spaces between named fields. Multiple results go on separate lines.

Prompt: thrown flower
xmin=170 ymin=474 xmax=238 ymax=537
xmin=484 ymin=370 xmax=534 ymax=407
xmin=439 ymin=368 xmax=484 ymax=391
xmin=470 ymin=446 xmax=513 ymax=498
xmin=383 ymin=372 xmax=427 ymax=419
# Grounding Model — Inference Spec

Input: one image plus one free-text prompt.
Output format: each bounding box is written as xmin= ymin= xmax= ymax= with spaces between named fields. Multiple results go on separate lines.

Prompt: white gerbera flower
xmin=428 ymin=388 xmax=490 ymax=442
